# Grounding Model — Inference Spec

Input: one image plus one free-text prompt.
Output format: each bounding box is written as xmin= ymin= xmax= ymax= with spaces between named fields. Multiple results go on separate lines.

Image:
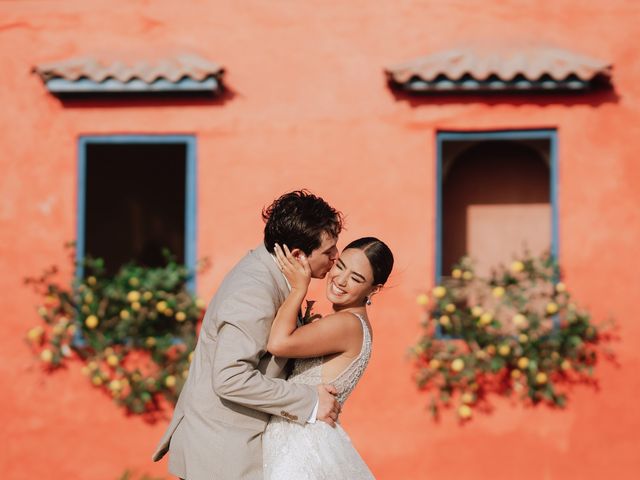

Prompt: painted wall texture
xmin=1 ymin=1 xmax=639 ymax=479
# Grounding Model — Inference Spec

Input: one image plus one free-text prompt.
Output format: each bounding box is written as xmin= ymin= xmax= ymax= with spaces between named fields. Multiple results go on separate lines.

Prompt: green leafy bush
xmin=412 ymin=252 xmax=616 ymax=421
xmin=25 ymin=247 xmax=207 ymax=415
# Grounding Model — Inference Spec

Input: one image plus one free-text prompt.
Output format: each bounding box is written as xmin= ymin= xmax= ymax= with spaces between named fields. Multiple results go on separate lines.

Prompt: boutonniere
xmin=300 ymin=300 xmax=322 ymax=326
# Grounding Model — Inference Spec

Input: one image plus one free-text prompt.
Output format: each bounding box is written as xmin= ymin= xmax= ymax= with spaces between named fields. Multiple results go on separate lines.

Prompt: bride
xmin=263 ymin=237 xmax=393 ymax=479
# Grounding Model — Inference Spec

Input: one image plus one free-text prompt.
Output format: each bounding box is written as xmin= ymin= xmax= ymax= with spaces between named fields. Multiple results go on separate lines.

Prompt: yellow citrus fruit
xmin=156 ymin=301 xmax=168 ymax=313
xmin=439 ymin=315 xmax=451 ymax=327
xmin=196 ymin=298 xmax=206 ymax=309
xmin=127 ymin=291 xmax=141 ymax=302
xmin=498 ymin=345 xmax=511 ymax=356
xmin=458 ymin=404 xmax=472 ymax=419
xmin=555 ymin=282 xmax=566 ymax=292
xmin=145 ymin=337 xmax=156 ymax=348
xmin=87 ymin=276 xmax=97 ymax=286
xmin=164 ymin=375 xmax=177 ymax=388
xmin=486 ymin=345 xmax=496 ymax=355
xmin=452 ymin=269 xmax=462 ymax=279
xmin=445 ymin=303 xmax=456 ymax=313
xmin=518 ymin=334 xmax=529 ymax=343
xmin=461 ymin=392 xmax=475 ymax=404
xmin=131 ymin=302 xmax=141 ymax=311
xmin=492 ymin=286 xmax=505 ymax=298
xmin=143 ymin=291 xmax=153 ymax=301
xmin=429 ymin=359 xmax=441 ymax=370
xmin=92 ymin=376 xmax=103 ymax=386
xmin=451 ymin=358 xmax=465 ymax=372
xmin=432 ymin=286 xmax=447 ymax=298
xmin=40 ymin=349 xmax=53 ymax=362
xmin=462 ymin=271 xmax=473 ymax=280
xmin=536 ymin=372 xmax=548 ymax=384
xmin=106 ymin=354 xmax=119 ymax=367
xmin=416 ymin=294 xmax=429 ymax=306
xmin=27 ymin=326 xmax=44 ymax=341
xmin=44 ymin=295 xmax=57 ymax=305
xmin=119 ymin=310 xmax=130 ymax=320
xmin=561 ymin=360 xmax=571 ymax=371
xmin=87 ymin=361 xmax=98 ymax=371
xmin=517 ymin=357 xmax=529 ymax=369
xmin=128 ymin=277 xmax=140 ymax=287
xmin=513 ymin=314 xmax=528 ymax=329
xmin=546 ymin=302 xmax=559 ymax=315
xmin=109 ymin=379 xmax=122 ymax=391
xmin=511 ymin=261 xmax=525 ymax=273
xmin=511 ymin=369 xmax=522 ymax=379
xmin=479 ymin=313 xmax=493 ymax=326
xmin=85 ymin=315 xmax=99 ymax=329
xmin=175 ymin=311 xmax=187 ymax=322
xmin=471 ymin=306 xmax=483 ymax=317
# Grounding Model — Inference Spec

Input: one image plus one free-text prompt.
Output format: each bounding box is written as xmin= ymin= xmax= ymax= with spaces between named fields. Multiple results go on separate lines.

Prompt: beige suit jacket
xmin=152 ymin=244 xmax=317 ymax=479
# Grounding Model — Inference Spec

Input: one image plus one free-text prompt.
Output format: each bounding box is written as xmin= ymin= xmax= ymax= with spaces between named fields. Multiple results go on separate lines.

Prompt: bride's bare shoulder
xmin=316 ymin=311 xmax=363 ymax=332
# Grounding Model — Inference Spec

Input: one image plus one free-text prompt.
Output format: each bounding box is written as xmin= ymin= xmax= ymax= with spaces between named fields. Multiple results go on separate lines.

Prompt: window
xmin=77 ymin=135 xmax=197 ymax=289
xmin=435 ymin=130 xmax=558 ymax=280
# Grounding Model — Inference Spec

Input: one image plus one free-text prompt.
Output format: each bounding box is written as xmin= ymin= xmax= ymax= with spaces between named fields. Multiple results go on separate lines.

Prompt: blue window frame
xmin=76 ymin=135 xmax=197 ymax=291
xmin=435 ymin=129 xmax=559 ymax=284
xmin=435 ymin=129 xmax=559 ymax=339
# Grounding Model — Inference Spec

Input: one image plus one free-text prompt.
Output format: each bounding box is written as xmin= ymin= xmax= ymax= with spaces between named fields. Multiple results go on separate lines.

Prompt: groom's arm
xmin=211 ymin=284 xmax=317 ymax=425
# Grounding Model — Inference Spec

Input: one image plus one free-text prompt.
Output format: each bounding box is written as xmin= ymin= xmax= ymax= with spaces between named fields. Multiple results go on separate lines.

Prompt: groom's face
xmin=305 ymin=232 xmax=339 ymax=279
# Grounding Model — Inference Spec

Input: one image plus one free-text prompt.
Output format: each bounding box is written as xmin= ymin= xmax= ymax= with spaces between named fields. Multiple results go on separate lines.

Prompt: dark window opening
xmin=84 ymin=143 xmax=186 ymax=275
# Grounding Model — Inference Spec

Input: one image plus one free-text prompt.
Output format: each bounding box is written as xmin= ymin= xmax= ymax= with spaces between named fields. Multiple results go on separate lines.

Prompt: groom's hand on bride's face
xmin=316 ymin=384 xmax=341 ymax=427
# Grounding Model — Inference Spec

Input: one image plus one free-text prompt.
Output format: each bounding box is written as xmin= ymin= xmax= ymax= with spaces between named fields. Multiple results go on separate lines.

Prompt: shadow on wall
xmin=52 ymin=86 xmax=238 ymax=109
xmin=386 ymin=85 xmax=620 ymax=108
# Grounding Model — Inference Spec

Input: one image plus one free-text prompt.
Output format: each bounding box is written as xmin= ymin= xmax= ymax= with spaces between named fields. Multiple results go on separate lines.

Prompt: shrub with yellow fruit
xmin=411 ymin=251 xmax=615 ymax=422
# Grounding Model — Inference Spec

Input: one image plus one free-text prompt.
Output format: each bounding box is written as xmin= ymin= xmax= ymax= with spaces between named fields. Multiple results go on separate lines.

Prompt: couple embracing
xmin=152 ymin=190 xmax=393 ymax=479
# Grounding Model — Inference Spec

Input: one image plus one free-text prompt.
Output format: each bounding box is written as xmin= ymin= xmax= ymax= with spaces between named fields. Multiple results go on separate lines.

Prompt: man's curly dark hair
xmin=262 ymin=190 xmax=344 ymax=255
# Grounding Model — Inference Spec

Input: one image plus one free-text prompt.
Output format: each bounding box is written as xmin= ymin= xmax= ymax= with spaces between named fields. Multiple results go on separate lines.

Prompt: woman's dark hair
xmin=262 ymin=190 xmax=344 ymax=255
xmin=344 ymin=237 xmax=394 ymax=285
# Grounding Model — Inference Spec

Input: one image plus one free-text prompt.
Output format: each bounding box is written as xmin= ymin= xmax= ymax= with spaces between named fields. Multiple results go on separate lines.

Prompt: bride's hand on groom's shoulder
xmin=274 ymin=243 xmax=311 ymax=292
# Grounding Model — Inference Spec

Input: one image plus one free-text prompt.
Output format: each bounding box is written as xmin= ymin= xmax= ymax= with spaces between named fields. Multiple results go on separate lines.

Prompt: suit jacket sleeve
xmin=211 ymin=279 xmax=317 ymax=424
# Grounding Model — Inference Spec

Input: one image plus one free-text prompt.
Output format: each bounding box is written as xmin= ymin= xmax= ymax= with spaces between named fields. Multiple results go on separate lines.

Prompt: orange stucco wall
xmin=1 ymin=1 xmax=640 ymax=479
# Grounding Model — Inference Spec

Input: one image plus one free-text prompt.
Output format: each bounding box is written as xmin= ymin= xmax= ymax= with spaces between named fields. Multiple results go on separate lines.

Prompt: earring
xmin=365 ymin=297 xmax=372 ymax=306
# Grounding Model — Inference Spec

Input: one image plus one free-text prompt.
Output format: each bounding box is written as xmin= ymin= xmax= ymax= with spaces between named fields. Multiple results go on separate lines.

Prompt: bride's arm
xmin=267 ymin=244 xmax=361 ymax=359
xmin=267 ymin=243 xmax=308 ymax=352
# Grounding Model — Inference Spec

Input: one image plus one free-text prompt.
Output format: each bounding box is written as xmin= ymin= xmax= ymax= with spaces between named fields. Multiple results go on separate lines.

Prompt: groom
xmin=152 ymin=190 xmax=344 ymax=480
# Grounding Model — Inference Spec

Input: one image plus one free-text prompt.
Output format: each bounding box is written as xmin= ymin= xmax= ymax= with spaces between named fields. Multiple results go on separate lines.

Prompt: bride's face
xmin=326 ymin=248 xmax=375 ymax=307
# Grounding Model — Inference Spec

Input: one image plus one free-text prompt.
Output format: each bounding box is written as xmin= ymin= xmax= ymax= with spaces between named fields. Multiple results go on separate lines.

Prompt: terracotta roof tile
xmin=34 ymin=53 xmax=224 ymax=86
xmin=386 ymin=45 xmax=611 ymax=92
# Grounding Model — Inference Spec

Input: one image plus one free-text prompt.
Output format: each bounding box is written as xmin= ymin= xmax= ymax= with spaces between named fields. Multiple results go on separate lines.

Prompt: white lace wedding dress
xmin=263 ymin=313 xmax=375 ymax=479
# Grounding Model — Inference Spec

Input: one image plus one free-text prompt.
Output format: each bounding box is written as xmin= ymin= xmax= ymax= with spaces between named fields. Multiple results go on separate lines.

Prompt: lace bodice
xmin=288 ymin=313 xmax=372 ymax=405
